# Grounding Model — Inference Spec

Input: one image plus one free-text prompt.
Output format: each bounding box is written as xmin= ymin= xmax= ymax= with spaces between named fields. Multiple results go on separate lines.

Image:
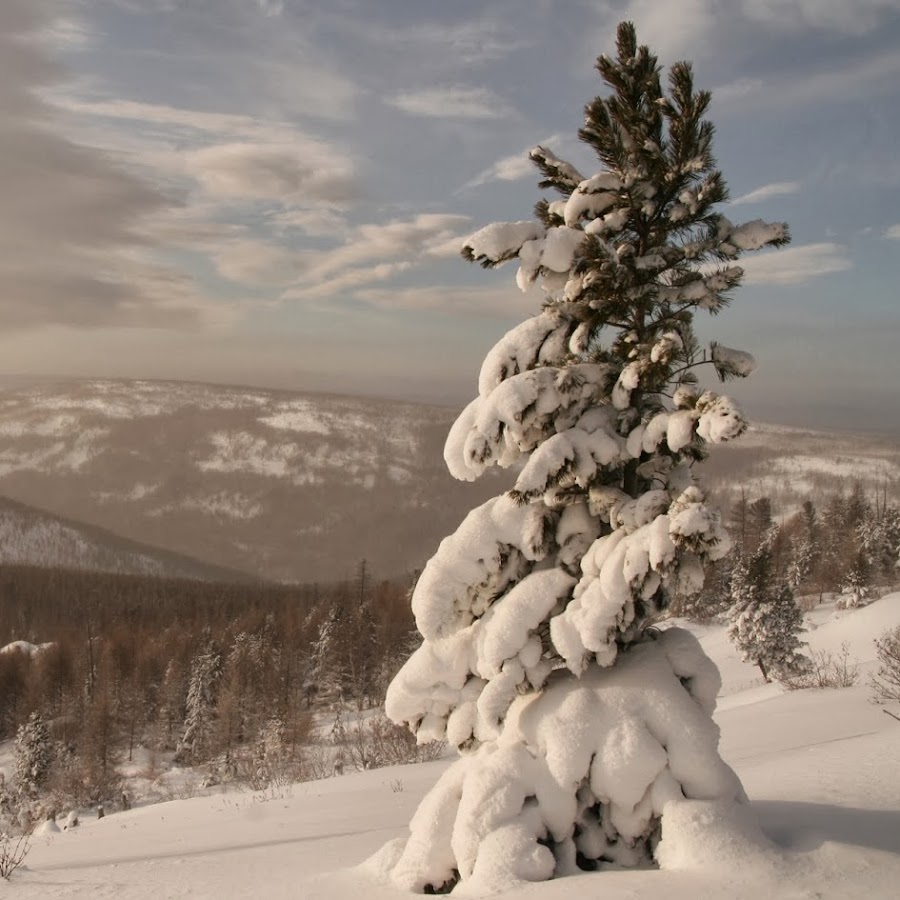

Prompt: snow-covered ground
xmin=7 ymin=595 xmax=900 ymax=898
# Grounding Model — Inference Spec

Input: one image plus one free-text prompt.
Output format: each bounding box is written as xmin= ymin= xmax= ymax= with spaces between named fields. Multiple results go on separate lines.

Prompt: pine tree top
xmin=461 ymin=22 xmax=788 ymax=439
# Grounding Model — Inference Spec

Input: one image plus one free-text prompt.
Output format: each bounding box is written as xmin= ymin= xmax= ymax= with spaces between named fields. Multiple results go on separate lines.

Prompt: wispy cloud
xmin=185 ymin=142 xmax=356 ymax=205
xmin=590 ymin=0 xmax=900 ymax=65
xmin=0 ymin=0 xmax=219 ymax=329
xmin=281 ymin=214 xmax=471 ymax=298
xmin=271 ymin=208 xmax=347 ymax=238
xmin=885 ymin=224 xmax=900 ymax=239
xmin=608 ymin=0 xmax=720 ymax=61
xmin=742 ymin=0 xmax=900 ymax=36
xmin=731 ymin=181 xmax=801 ymax=206
xmin=464 ymin=150 xmax=535 ymax=189
xmin=211 ymin=239 xmax=300 ymax=286
xmin=462 ymin=135 xmax=571 ymax=190
xmin=255 ymin=0 xmax=285 ymax=16
xmin=386 ymin=86 xmax=513 ymax=119
xmin=353 ymin=283 xmax=541 ymax=319
xmin=739 ymin=242 xmax=852 ymax=286
xmin=713 ymin=47 xmax=900 ymax=110
xmin=353 ymin=18 xmax=531 ymax=66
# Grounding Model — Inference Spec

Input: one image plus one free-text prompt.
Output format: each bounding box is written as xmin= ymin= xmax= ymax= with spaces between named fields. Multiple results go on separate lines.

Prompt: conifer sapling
xmin=382 ymin=22 xmax=790 ymax=892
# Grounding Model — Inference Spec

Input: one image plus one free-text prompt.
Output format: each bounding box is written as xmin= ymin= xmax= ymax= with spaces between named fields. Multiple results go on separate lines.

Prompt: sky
xmin=1 ymin=0 xmax=900 ymax=432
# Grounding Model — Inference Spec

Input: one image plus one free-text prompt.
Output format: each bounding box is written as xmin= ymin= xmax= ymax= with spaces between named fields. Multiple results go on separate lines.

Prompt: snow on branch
xmin=478 ymin=312 xmax=575 ymax=398
xmin=551 ymin=487 xmax=728 ymax=674
xmin=444 ymin=363 xmax=613 ymax=481
xmin=462 ymin=221 xmax=544 ymax=267
xmin=529 ymin=145 xmax=586 ymax=193
xmin=718 ymin=217 xmax=790 ymax=257
xmin=512 ymin=415 xmax=626 ymax=502
xmin=711 ymin=342 xmax=757 ymax=379
xmin=410 ymin=494 xmax=553 ymax=641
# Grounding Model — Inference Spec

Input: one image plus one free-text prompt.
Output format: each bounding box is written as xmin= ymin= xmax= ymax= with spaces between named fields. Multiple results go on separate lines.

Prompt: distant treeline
xmin=0 ymin=563 xmax=415 ymax=785
xmin=0 ymin=564 xmax=320 ymax=645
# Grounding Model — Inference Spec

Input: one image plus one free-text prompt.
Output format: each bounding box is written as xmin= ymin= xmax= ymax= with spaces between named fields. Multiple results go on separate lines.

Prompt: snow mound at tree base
xmin=656 ymin=798 xmax=780 ymax=874
xmin=378 ymin=628 xmax=749 ymax=894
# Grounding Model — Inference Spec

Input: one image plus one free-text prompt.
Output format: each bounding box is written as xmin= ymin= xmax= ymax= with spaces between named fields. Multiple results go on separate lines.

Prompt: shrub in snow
xmin=0 ymin=830 xmax=31 ymax=881
xmin=870 ymin=625 xmax=900 ymax=704
xmin=783 ymin=643 xmax=859 ymax=690
xmin=728 ymin=532 xmax=809 ymax=683
xmin=382 ymin=22 xmax=789 ymax=892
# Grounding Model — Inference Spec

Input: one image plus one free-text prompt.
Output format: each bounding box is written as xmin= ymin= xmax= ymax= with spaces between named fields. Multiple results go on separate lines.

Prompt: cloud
xmin=398 ymin=20 xmax=531 ymax=65
xmin=285 ymin=262 xmax=415 ymax=302
xmin=56 ymin=97 xmax=293 ymax=139
xmin=95 ymin=1 xmax=358 ymax=123
xmin=739 ymin=242 xmax=852 ymax=285
xmin=885 ymin=224 xmax=900 ymax=239
xmin=730 ymin=181 xmax=801 ymax=206
xmin=0 ymin=0 xmax=217 ymax=329
xmin=54 ymin=96 xmax=359 ymax=208
xmin=281 ymin=214 xmax=471 ymax=299
xmin=255 ymin=0 xmax=285 ymax=16
xmin=356 ymin=18 xmax=531 ymax=66
xmin=713 ymin=48 xmax=900 ymax=110
xmin=741 ymin=0 xmax=900 ymax=35
xmin=271 ymin=208 xmax=347 ymax=238
xmin=186 ymin=143 xmax=356 ymax=205
xmin=306 ymin=214 xmax=470 ymax=279
xmin=462 ymin=135 xmax=570 ymax=189
xmin=465 ymin=150 xmax=535 ymax=189
xmin=588 ymin=1 xmax=900 ymax=70
xmin=612 ymin=0 xmax=719 ymax=62
xmin=49 ymin=94 xmax=360 ymax=288
xmin=211 ymin=240 xmax=300 ymax=286
xmin=386 ymin=86 xmax=513 ymax=119
xmin=353 ymin=283 xmax=542 ymax=319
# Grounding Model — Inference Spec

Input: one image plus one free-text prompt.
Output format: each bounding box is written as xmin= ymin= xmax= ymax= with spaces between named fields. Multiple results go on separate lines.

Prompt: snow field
xmin=7 ymin=595 xmax=899 ymax=898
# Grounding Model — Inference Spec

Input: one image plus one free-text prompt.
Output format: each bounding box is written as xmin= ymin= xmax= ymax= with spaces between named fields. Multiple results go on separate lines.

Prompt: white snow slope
xmin=9 ymin=595 xmax=900 ymax=899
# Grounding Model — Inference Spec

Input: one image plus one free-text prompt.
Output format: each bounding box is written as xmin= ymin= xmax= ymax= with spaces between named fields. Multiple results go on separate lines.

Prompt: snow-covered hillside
xmin=0 ymin=379 xmax=501 ymax=582
xmin=0 ymin=495 xmax=248 ymax=580
xmin=0 ymin=379 xmax=896 ymax=583
xmin=8 ymin=595 xmax=899 ymax=899
xmin=701 ymin=421 xmax=900 ymax=515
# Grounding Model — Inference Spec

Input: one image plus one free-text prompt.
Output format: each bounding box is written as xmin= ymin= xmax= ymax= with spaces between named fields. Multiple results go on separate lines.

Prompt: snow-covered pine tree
xmin=383 ymin=22 xmax=788 ymax=892
xmin=13 ymin=712 xmax=54 ymax=798
xmin=787 ymin=500 xmax=818 ymax=592
xmin=837 ymin=550 xmax=871 ymax=609
xmin=176 ymin=636 xmax=222 ymax=764
xmin=310 ymin=600 xmax=346 ymax=701
xmin=728 ymin=530 xmax=808 ymax=681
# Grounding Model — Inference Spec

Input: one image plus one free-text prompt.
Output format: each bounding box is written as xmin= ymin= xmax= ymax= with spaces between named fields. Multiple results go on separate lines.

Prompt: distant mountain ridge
xmin=0 ymin=379 xmax=502 ymax=582
xmin=0 ymin=494 xmax=257 ymax=581
xmin=0 ymin=378 xmax=896 ymax=582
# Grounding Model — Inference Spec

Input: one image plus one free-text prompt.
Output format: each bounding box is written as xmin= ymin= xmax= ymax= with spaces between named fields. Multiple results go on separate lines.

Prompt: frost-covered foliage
xmin=727 ymin=532 xmax=809 ymax=682
xmin=176 ymin=637 xmax=222 ymax=764
xmin=388 ymin=631 xmax=743 ymax=893
xmin=13 ymin=712 xmax=54 ymax=798
xmin=384 ymin=21 xmax=789 ymax=891
xmin=837 ymin=551 xmax=871 ymax=609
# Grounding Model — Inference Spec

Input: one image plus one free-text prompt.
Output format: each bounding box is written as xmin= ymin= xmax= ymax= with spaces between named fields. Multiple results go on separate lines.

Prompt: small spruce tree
xmin=176 ymin=636 xmax=222 ymax=764
xmin=13 ymin=712 xmax=54 ymax=798
xmin=837 ymin=550 xmax=871 ymax=609
xmin=383 ymin=22 xmax=789 ymax=892
xmin=728 ymin=530 xmax=808 ymax=681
